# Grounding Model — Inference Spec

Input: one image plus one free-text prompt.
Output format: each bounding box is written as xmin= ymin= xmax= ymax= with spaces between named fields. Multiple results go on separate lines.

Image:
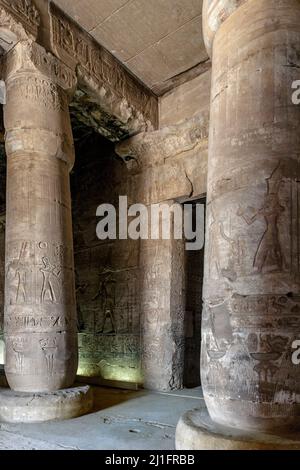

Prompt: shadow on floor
xmin=90 ymin=385 xmax=147 ymax=413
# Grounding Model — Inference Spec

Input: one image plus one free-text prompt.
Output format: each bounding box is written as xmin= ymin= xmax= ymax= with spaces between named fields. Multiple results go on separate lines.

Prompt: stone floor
xmin=0 ymin=385 xmax=204 ymax=450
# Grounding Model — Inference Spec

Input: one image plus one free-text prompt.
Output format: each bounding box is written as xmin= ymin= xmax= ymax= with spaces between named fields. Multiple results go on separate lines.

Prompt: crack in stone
xmin=102 ymin=414 xmax=175 ymax=429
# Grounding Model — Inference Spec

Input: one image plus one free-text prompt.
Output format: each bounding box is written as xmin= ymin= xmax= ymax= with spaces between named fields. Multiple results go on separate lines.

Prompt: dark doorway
xmin=183 ymin=198 xmax=205 ymax=388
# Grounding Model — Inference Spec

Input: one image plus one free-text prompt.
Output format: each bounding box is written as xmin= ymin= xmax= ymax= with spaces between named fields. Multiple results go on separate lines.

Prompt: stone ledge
xmin=176 ymin=408 xmax=300 ymax=450
xmin=0 ymin=384 xmax=93 ymax=423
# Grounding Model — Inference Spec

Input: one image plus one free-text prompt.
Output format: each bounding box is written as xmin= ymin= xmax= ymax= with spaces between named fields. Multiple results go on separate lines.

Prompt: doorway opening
xmin=183 ymin=197 xmax=206 ymax=388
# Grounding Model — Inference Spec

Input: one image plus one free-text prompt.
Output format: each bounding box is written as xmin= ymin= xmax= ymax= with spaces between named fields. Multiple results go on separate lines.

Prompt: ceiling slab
xmin=126 ymin=16 xmax=207 ymax=90
xmin=53 ymin=0 xmax=130 ymax=31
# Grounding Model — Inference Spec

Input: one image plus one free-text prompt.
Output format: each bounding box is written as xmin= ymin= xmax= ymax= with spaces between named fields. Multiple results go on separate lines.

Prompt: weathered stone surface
xmin=176 ymin=408 xmax=300 ymax=450
xmin=116 ymin=115 xmax=209 ymax=170
xmin=3 ymin=41 xmax=78 ymax=392
xmin=0 ymin=384 xmax=93 ymax=423
xmin=201 ymin=0 xmax=300 ymax=431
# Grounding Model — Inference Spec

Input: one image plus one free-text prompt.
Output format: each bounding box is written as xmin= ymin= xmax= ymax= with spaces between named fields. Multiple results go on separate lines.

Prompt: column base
xmin=176 ymin=409 xmax=300 ymax=450
xmin=0 ymin=384 xmax=93 ymax=423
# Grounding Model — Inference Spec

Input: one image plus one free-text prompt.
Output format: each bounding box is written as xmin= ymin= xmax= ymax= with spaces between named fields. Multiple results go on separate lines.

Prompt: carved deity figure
xmin=40 ymin=257 xmax=61 ymax=303
xmin=6 ymin=242 xmax=30 ymax=304
xmin=238 ymin=164 xmax=284 ymax=274
xmin=93 ymin=269 xmax=116 ymax=334
xmin=208 ymin=210 xmax=240 ymax=280
xmin=12 ymin=337 xmax=29 ymax=373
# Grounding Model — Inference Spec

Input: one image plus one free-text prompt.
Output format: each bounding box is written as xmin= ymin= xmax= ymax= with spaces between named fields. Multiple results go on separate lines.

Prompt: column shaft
xmin=3 ymin=41 xmax=78 ymax=392
xmin=202 ymin=0 xmax=300 ymax=431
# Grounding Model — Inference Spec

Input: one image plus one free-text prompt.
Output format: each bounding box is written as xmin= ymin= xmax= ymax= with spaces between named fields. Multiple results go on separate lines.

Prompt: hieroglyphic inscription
xmin=6 ymin=76 xmax=67 ymax=111
xmin=6 ymin=240 xmax=74 ymax=307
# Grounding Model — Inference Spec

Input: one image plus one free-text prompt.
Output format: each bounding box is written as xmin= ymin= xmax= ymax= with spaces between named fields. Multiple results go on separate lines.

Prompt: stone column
xmin=140 ymin=227 xmax=185 ymax=391
xmin=200 ymin=0 xmax=300 ymax=432
xmin=3 ymin=40 xmax=78 ymax=393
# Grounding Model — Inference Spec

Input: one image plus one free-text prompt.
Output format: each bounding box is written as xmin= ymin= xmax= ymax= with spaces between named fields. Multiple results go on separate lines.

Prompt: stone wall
xmin=159 ymin=70 xmax=211 ymax=129
xmin=71 ymin=132 xmax=142 ymax=384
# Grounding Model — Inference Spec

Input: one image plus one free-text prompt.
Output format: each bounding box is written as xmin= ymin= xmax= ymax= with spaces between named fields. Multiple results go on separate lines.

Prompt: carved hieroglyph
xmin=202 ymin=0 xmax=300 ymax=431
xmin=3 ymin=40 xmax=78 ymax=392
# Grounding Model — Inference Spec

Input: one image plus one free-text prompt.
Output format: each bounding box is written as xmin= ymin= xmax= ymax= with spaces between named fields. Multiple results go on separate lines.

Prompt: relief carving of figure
xmin=208 ymin=209 xmax=241 ymax=281
xmin=12 ymin=337 xmax=30 ymax=373
xmin=93 ymin=268 xmax=116 ymax=334
xmin=238 ymin=163 xmax=285 ymax=274
xmin=40 ymin=257 xmax=61 ymax=303
xmin=14 ymin=262 xmax=27 ymax=304
xmin=75 ymin=274 xmax=89 ymax=331
xmin=6 ymin=242 xmax=30 ymax=305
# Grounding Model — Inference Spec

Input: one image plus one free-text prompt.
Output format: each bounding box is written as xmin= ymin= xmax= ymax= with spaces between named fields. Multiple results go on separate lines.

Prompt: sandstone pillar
xmin=201 ymin=0 xmax=300 ymax=431
xmin=3 ymin=40 xmax=78 ymax=392
xmin=140 ymin=231 xmax=185 ymax=391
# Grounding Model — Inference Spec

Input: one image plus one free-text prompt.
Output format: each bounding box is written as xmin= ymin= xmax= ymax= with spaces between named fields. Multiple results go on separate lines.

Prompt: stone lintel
xmin=115 ymin=114 xmax=209 ymax=172
xmin=49 ymin=2 xmax=158 ymax=138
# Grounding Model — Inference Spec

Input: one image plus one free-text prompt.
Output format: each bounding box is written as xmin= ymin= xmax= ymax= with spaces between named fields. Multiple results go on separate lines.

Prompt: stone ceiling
xmin=52 ymin=0 xmax=209 ymax=95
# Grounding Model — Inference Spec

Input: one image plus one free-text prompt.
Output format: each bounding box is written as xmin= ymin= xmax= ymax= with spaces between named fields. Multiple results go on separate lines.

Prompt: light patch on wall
xmin=77 ymin=357 xmax=143 ymax=385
